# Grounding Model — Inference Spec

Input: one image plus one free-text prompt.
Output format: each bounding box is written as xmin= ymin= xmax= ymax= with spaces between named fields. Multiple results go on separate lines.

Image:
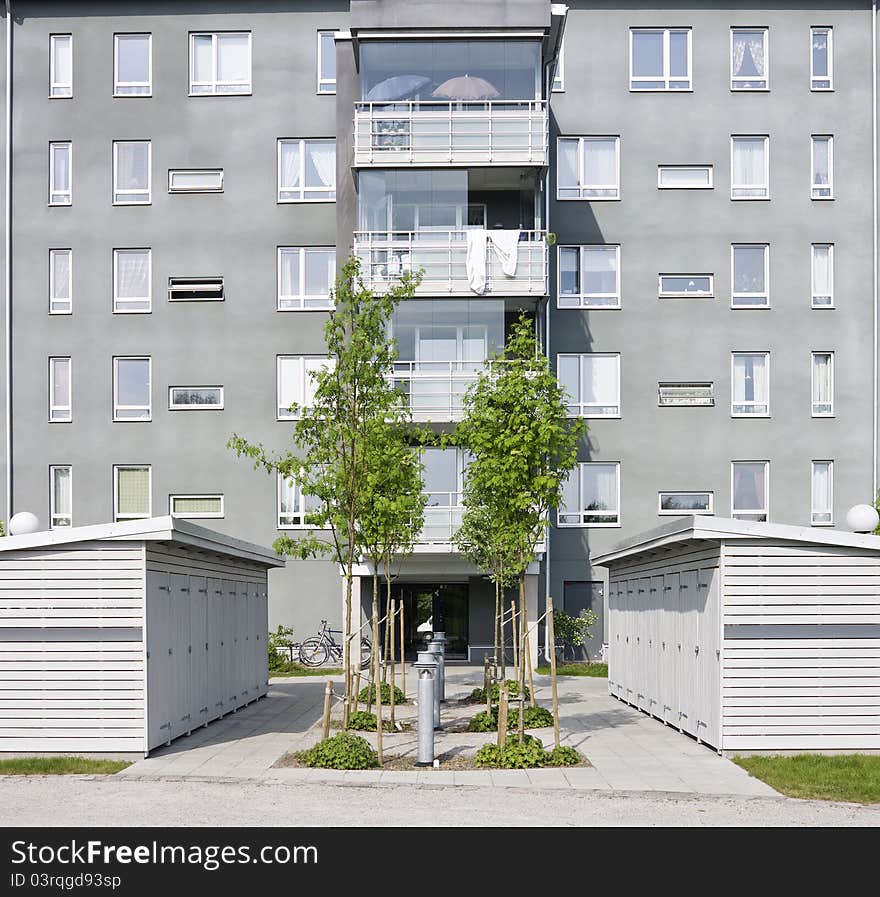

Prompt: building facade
xmin=1 ymin=1 xmax=877 ymax=661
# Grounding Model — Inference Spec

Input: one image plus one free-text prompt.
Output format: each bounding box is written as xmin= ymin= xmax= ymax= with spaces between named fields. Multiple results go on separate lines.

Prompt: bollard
xmin=414 ymin=651 xmax=438 ymax=766
xmin=429 ymin=631 xmax=446 ymax=703
xmin=426 ymin=636 xmax=443 ymax=726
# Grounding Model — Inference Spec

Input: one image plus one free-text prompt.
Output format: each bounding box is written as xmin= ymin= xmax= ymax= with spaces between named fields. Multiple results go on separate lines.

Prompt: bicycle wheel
xmin=299 ymin=637 xmax=329 ymax=667
xmin=359 ymin=638 xmax=372 ymax=670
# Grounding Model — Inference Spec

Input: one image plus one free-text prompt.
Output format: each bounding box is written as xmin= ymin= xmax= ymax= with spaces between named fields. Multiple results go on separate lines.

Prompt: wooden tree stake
xmin=511 ymin=600 xmax=518 ymax=685
xmin=399 ymin=602 xmax=406 ymax=698
xmin=524 ymin=625 xmax=536 ymax=708
xmin=373 ymin=600 xmax=383 ymax=764
xmin=322 ymin=680 xmax=333 ymax=741
xmin=484 ymin=656 xmax=491 ymax=718
xmin=390 ymin=598 xmax=397 ymax=727
xmin=547 ymin=594 xmax=560 ymax=749
xmin=497 ymin=684 xmax=509 ymax=749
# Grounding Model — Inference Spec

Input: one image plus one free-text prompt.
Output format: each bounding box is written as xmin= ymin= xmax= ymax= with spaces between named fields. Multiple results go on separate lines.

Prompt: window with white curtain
xmin=49 ymin=357 xmax=72 ymax=422
xmin=113 ymin=141 xmax=151 ymax=204
xmin=731 ymin=244 xmax=769 ymax=307
xmin=811 ymin=244 xmax=834 ymax=307
xmin=113 ymin=249 xmax=151 ymax=313
xmin=811 ymin=351 xmax=834 ymax=416
xmin=559 ymin=462 xmax=620 ymax=527
xmin=731 ymin=28 xmax=768 ymax=89
xmin=114 ymin=34 xmax=152 ymax=96
xmin=190 ymin=32 xmax=252 ymax=95
xmin=113 ymin=357 xmax=151 ymax=421
xmin=278 ymin=139 xmax=336 ymax=202
xmin=811 ymin=460 xmax=833 ymax=524
xmin=49 ymin=142 xmax=72 ymax=205
xmin=50 ymin=34 xmax=72 ymax=97
xmin=558 ymin=353 xmax=620 ymax=417
xmin=317 ymin=31 xmax=336 ymax=94
xmin=558 ymin=245 xmax=620 ymax=308
xmin=278 ymin=473 xmax=323 ymax=528
xmin=557 ymin=137 xmax=620 ymax=200
xmin=731 ymin=352 xmax=769 ymax=416
xmin=630 ymin=28 xmax=691 ymax=90
xmin=277 ymin=247 xmax=336 ymax=309
xmin=731 ymin=136 xmax=769 ymax=199
xmin=114 ymin=465 xmax=151 ymax=521
xmin=811 ymin=135 xmax=833 ymax=199
xmin=49 ymin=249 xmax=72 ymax=314
xmin=811 ymin=27 xmax=832 ymax=90
xmin=170 ymin=494 xmax=224 ymax=519
xmin=552 ymin=37 xmax=564 ymax=91
xmin=50 ymin=465 xmax=72 ymax=528
xmin=731 ymin=461 xmax=768 ymax=521
xmin=277 ymin=356 xmax=334 ymax=419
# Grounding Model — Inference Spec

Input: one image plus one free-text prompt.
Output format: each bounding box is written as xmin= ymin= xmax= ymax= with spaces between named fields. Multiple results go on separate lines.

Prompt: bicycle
xmin=298 ymin=620 xmax=372 ymax=669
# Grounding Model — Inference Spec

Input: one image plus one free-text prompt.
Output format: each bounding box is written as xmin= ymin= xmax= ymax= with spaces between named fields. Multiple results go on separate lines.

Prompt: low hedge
xmin=475 ymin=734 xmax=580 ymax=769
xmin=298 ymin=731 xmax=378 ymax=770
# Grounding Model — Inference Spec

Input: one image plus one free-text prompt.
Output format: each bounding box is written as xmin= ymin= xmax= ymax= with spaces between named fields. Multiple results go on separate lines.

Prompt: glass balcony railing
xmin=391 ymin=360 xmax=485 ymax=420
xmin=354 ymin=100 xmax=548 ymax=167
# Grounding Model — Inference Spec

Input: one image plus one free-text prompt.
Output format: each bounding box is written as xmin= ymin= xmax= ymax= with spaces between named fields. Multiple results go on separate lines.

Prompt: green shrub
xmin=299 ymin=731 xmax=378 ymax=770
xmin=467 ymin=709 xmax=498 ymax=732
xmin=508 ymin=705 xmax=554 ymax=730
xmin=358 ymin=681 xmax=405 ymax=705
xmin=546 ymin=745 xmax=580 ymax=767
xmin=466 ymin=680 xmax=530 ymax=705
xmin=346 ymin=710 xmax=394 ymax=732
xmin=475 ymin=734 xmax=581 ymax=769
xmin=268 ymin=624 xmax=296 ymax=672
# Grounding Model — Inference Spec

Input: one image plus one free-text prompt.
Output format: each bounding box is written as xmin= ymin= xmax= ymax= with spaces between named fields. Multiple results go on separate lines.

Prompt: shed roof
xmin=0 ymin=517 xmax=286 ymax=568
xmin=593 ymin=516 xmax=880 ymax=567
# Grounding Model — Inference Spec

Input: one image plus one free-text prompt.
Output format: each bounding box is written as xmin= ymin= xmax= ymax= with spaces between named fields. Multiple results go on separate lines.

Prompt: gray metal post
xmin=430 ymin=631 xmax=446 ymax=702
xmin=426 ymin=637 xmax=442 ymax=727
xmin=414 ymin=651 xmax=437 ymax=766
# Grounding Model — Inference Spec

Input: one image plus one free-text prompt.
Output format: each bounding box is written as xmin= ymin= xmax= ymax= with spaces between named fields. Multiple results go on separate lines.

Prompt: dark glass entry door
xmin=386 ymin=583 xmax=469 ymax=659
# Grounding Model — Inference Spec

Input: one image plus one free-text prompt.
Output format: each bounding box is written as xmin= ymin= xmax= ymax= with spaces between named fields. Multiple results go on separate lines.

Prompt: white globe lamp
xmin=845 ymin=504 xmax=880 ymax=534
xmin=8 ymin=511 xmax=41 ymax=536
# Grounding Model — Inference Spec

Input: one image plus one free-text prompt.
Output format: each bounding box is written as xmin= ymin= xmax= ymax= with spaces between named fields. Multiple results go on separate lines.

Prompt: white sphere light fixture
xmin=8 ymin=511 xmax=41 ymax=536
xmin=845 ymin=504 xmax=880 ymax=534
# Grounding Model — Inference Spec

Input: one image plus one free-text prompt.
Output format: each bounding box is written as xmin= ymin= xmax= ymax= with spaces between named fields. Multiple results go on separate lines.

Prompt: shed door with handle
xmin=662 ymin=572 xmax=680 ymax=726
xmin=170 ymin=573 xmax=191 ymax=740
xmin=190 ymin=576 xmax=209 ymax=729
xmin=207 ymin=577 xmax=225 ymax=718
xmin=696 ymin=567 xmax=721 ymax=748
xmin=145 ymin=571 xmax=173 ymax=750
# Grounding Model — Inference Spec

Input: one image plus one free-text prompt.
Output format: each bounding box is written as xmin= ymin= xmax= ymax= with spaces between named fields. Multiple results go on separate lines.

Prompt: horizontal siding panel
xmin=146 ymin=545 xmax=268 ymax=583
xmin=0 ymin=722 xmax=143 ymax=733
xmin=724 ymin=676 xmax=880 ymax=687
xmin=725 ymin=645 xmax=880 ymax=658
xmin=726 ymin=734 xmax=880 ymax=749
xmin=723 ymin=613 xmax=880 ymax=625
xmin=724 ymin=555 xmax=880 ymax=568
xmin=725 ymin=657 xmax=880 ymax=669
xmin=0 ymin=649 xmax=143 ymax=662
xmin=725 ymin=543 xmax=880 ymax=559
xmin=725 ymin=587 xmax=880 ymax=599
xmin=0 ymin=598 xmax=142 ymax=609
xmin=725 ymin=706 xmax=880 ymax=717
xmin=724 ymin=724 xmax=880 ymax=735
xmin=0 ymin=569 xmax=143 ymax=581
xmin=0 ymin=661 xmax=143 ymax=673
xmin=0 ymin=737 xmax=143 ymax=751
xmin=0 ymin=708 xmax=142 ymax=719
xmin=0 ymin=690 xmax=143 ymax=701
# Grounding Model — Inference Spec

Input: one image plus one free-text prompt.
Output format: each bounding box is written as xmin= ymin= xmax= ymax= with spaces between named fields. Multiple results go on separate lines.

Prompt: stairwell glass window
xmin=50 ymin=465 xmax=72 ymax=528
xmin=630 ymin=28 xmax=691 ymax=90
xmin=190 ymin=32 xmax=251 ymax=95
xmin=731 ymin=352 xmax=769 ymax=416
xmin=731 ymin=28 xmax=768 ymax=89
xmin=170 ymin=495 xmax=224 ymax=519
xmin=731 ymin=244 xmax=769 ymax=308
xmin=49 ymin=142 xmax=72 ymax=206
xmin=114 ymin=34 xmax=152 ymax=96
xmin=558 ymin=353 xmax=620 ymax=418
xmin=114 ymin=466 xmax=151 ymax=521
xmin=811 ymin=27 xmax=832 ymax=90
xmin=113 ymin=249 xmax=151 ymax=313
xmin=559 ymin=462 xmax=620 ymax=527
xmin=552 ymin=37 xmax=564 ymax=91
xmin=113 ymin=141 xmax=151 ymax=204
xmin=812 ymin=352 xmax=834 ymax=416
xmin=278 ymin=247 xmax=336 ymax=310
xmin=278 ymin=473 xmax=322 ymax=529
xmin=558 ymin=245 xmax=620 ymax=308
xmin=277 ymin=356 xmax=333 ymax=419
xmin=317 ymin=31 xmax=336 ymax=94
xmin=113 ymin=357 xmax=151 ymax=421
xmin=49 ymin=249 xmax=72 ymax=314
xmin=278 ymin=139 xmax=336 ymax=202
xmin=49 ymin=357 xmax=72 ymax=422
xmin=812 ymin=244 xmax=834 ymax=307
xmin=811 ymin=461 xmax=833 ymax=525
xmin=731 ymin=461 xmax=768 ymax=521
xmin=811 ymin=136 xmax=833 ymax=199
xmin=731 ymin=136 xmax=769 ymax=199
xmin=49 ymin=34 xmax=72 ymax=97
xmin=557 ymin=137 xmax=619 ymax=200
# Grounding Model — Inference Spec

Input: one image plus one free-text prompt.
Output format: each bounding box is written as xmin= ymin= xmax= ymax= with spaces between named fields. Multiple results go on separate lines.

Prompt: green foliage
xmin=271 ymin=663 xmax=343 ymax=677
xmin=299 ymin=731 xmax=379 ymax=770
xmin=0 ymin=757 xmax=131 ymax=775
xmin=552 ymin=608 xmax=599 ymax=651
xmin=467 ymin=704 xmax=554 ymax=732
xmin=467 ymin=709 xmax=498 ymax=732
xmin=358 ymin=681 xmax=405 ymax=706
xmin=475 ymin=734 xmax=581 ymax=769
xmin=874 ymin=489 xmax=880 ymax=535
xmin=734 ymin=754 xmax=880 ymax=804
xmin=466 ymin=679 xmax=530 ymax=705
xmin=537 ymin=662 xmax=607 ymax=678
xmin=545 ymin=745 xmax=581 ymax=767
xmin=267 ymin=624 xmax=296 ymax=672
xmin=0 ymin=520 xmax=4 ymax=537
xmin=346 ymin=710 xmax=395 ymax=732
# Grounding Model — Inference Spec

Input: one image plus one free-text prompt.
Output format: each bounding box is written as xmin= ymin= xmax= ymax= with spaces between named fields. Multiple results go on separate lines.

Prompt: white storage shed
xmin=0 ymin=517 xmax=284 ymax=755
xmin=594 ymin=516 xmax=880 ymax=752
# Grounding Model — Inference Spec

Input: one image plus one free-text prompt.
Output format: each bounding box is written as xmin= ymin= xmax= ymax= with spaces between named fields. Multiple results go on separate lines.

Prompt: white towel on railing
xmin=466 ymin=229 xmax=489 ymax=294
xmin=488 ymin=229 xmax=521 ymax=277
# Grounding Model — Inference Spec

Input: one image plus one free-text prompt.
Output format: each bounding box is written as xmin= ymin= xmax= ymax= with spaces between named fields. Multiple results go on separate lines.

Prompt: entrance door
xmin=387 ymin=583 xmax=469 ymax=659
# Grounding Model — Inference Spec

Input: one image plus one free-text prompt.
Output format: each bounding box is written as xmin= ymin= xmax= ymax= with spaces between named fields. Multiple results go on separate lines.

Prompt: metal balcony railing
xmin=354 ymin=100 xmax=548 ymax=167
xmin=419 ymin=494 xmax=464 ymax=546
xmin=391 ymin=360 xmax=485 ymax=420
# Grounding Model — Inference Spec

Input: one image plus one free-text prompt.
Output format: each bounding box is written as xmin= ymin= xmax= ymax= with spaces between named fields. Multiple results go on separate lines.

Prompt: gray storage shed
xmin=594 ymin=516 xmax=880 ymax=753
xmin=0 ymin=517 xmax=284 ymax=755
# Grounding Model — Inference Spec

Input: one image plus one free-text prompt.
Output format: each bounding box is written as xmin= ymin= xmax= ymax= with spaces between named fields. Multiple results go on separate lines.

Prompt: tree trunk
xmin=493 ymin=578 xmax=500 ymax=682
xmin=343 ymin=569 xmax=353 ymax=727
xmin=499 ymin=584 xmax=506 ymax=681
xmin=517 ymin=575 xmax=526 ymax=743
xmin=511 ymin=600 xmax=519 ymax=688
xmin=400 ymin=601 xmax=406 ymax=698
xmin=373 ymin=591 xmax=383 ymax=764
xmin=368 ymin=571 xmax=379 ymax=715
xmin=547 ymin=593 xmax=560 ymax=750
xmin=390 ymin=598 xmax=396 ymax=727
xmin=383 ymin=566 xmax=392 ymax=683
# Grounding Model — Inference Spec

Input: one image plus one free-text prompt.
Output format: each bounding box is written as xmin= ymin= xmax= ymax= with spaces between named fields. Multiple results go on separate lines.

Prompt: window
xmin=811 ymin=351 xmax=834 ymax=416
xmin=114 ymin=34 xmax=151 ymax=96
xmin=170 ymin=494 xmax=224 ymax=519
xmin=630 ymin=28 xmax=691 ymax=90
xmin=277 ymin=356 xmax=332 ymax=419
xmin=50 ymin=465 xmax=72 ymax=528
xmin=114 ymin=465 xmax=151 ymax=521
xmin=557 ymin=137 xmax=620 ymax=200
xmin=558 ymin=245 xmax=620 ymax=308
xmin=731 ymin=136 xmax=769 ymax=199
xmin=658 ymin=492 xmax=713 ymax=515
xmin=657 ymin=382 xmax=714 ymax=407
xmin=731 ymin=461 xmax=769 ymax=521
xmin=318 ymin=31 xmax=336 ymax=94
xmin=811 ymin=461 xmax=833 ymax=525
xmin=113 ymin=249 xmax=151 ymax=313
xmin=731 ymin=28 xmax=768 ymax=89
xmin=278 ymin=473 xmax=322 ymax=528
xmin=731 ymin=244 xmax=769 ymax=307
xmin=278 ymin=140 xmax=336 ymax=202
xmin=278 ymin=248 xmax=336 ymax=310
xmin=811 ymin=27 xmax=832 ymax=90
xmin=49 ymin=34 xmax=72 ymax=97
xmin=558 ymin=353 xmax=620 ymax=418
xmin=190 ymin=32 xmax=252 ymax=95
xmin=113 ymin=357 xmax=151 ymax=421
xmin=169 ymin=386 xmax=224 ymax=410
xmin=659 ymin=274 xmax=713 ymax=298
xmin=559 ymin=462 xmax=620 ymax=527
xmin=49 ymin=142 xmax=72 ymax=205
xmin=552 ymin=37 xmax=564 ymax=91
xmin=811 ymin=244 xmax=834 ymax=307
xmin=49 ymin=249 xmax=72 ymax=314
xmin=732 ymin=353 xmax=769 ymax=416
xmin=657 ymin=165 xmax=712 ymax=189
xmin=167 ymin=277 xmax=224 ymax=301
xmin=113 ymin=141 xmax=151 ymax=204
xmin=168 ymin=169 xmax=223 ymax=192
xmin=811 ymin=135 xmax=833 ymax=199
xmin=49 ymin=357 xmax=71 ymax=422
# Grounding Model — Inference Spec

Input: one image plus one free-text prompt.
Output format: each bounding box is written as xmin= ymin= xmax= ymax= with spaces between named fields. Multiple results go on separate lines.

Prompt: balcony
xmin=354 ymin=100 xmax=548 ymax=168
xmin=391 ymin=360 xmax=485 ymax=421
xmin=418 ymin=495 xmax=465 ymax=549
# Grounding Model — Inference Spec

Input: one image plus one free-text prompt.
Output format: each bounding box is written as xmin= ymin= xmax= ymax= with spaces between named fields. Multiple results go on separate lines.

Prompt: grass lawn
xmin=536 ymin=662 xmax=608 ymax=677
xmin=270 ymin=663 xmax=344 ymax=677
xmin=0 ymin=757 xmax=132 ymax=776
xmin=734 ymin=754 xmax=880 ymax=804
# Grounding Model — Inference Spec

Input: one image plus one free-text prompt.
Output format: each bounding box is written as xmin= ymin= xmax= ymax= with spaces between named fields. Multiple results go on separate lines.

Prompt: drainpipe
xmin=543 ymin=60 xmax=552 ymax=664
xmin=873 ymin=0 xmax=878 ymax=500
xmin=4 ymin=1 xmax=11 ymax=525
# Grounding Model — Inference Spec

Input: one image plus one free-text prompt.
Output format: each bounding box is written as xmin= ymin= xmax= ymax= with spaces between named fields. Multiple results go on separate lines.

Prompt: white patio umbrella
xmin=365 ymin=74 xmax=432 ymax=102
xmin=431 ymin=75 xmax=501 ymax=100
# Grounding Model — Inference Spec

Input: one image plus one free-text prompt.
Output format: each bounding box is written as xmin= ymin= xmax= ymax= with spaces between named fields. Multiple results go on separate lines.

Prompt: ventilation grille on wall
xmin=168 ymin=277 xmax=224 ymax=301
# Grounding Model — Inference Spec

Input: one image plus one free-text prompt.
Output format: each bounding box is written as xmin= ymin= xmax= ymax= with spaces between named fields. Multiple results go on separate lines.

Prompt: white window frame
xmin=113 ymin=356 xmax=152 ymax=422
xmin=731 ymin=135 xmax=770 ymax=200
xmin=556 ymin=136 xmax=620 ymax=201
xmin=169 ymin=494 xmax=225 ymax=519
xmin=168 ymin=169 xmax=224 ymax=193
xmin=189 ymin=31 xmax=252 ymax=96
xmin=558 ymin=353 xmax=621 ymax=418
xmin=49 ymin=465 xmax=73 ymax=529
xmin=810 ymin=27 xmax=833 ymax=91
xmin=658 ymin=274 xmax=713 ymax=298
xmin=317 ymin=31 xmax=337 ymax=94
xmin=552 ymin=37 xmax=564 ymax=92
xmin=731 ymin=461 xmax=769 ymax=521
xmin=168 ymin=386 xmax=224 ymax=410
xmin=657 ymin=165 xmax=713 ymax=189
xmin=49 ymin=249 xmax=72 ymax=314
xmin=629 ymin=28 xmax=692 ymax=91
xmin=730 ymin=27 xmax=769 ymax=90
xmin=731 ymin=352 xmax=770 ymax=417
xmin=49 ymin=34 xmax=72 ymax=98
xmin=657 ymin=382 xmax=714 ymax=407
xmin=277 ymin=472 xmax=325 ymax=529
xmin=558 ymin=462 xmax=621 ymax=528
xmin=277 ymin=247 xmax=336 ymax=310
xmin=114 ymin=33 xmax=152 ymax=97
xmin=113 ymin=465 xmax=151 ymax=522
xmin=113 ymin=248 xmax=152 ymax=313
xmin=49 ymin=357 xmax=72 ymax=423
xmin=811 ymin=135 xmax=834 ymax=200
xmin=731 ymin=243 xmax=770 ymax=308
xmin=49 ymin=142 xmax=72 ymax=206
xmin=811 ymin=460 xmax=834 ymax=525
xmin=811 ymin=351 xmax=834 ymax=417
xmin=277 ymin=355 xmax=332 ymax=420
xmin=657 ymin=491 xmax=714 ymax=516
xmin=557 ymin=245 xmax=621 ymax=309
xmin=113 ymin=140 xmax=152 ymax=205
xmin=811 ymin=243 xmax=834 ymax=308
xmin=277 ymin=139 xmax=337 ymax=203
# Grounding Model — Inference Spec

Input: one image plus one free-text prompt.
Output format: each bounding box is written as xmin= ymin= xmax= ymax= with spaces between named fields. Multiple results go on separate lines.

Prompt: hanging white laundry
xmin=488 ymin=229 xmax=521 ymax=277
xmin=466 ymin=229 xmax=488 ymax=294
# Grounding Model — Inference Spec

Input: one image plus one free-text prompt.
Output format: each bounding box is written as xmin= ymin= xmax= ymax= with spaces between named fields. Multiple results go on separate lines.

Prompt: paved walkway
xmin=118 ymin=667 xmax=775 ymax=797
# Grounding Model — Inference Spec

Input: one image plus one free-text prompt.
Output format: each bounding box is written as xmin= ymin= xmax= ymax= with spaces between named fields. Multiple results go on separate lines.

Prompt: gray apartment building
xmin=0 ymin=1 xmax=877 ymax=661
